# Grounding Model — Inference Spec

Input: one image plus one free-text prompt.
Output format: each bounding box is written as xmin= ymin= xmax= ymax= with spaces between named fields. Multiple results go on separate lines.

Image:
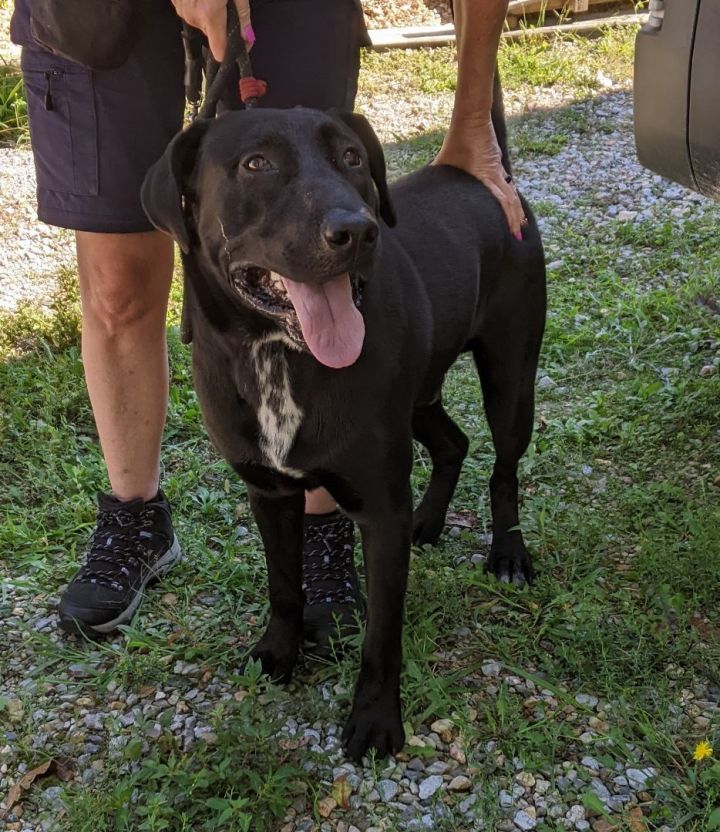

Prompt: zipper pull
xmin=44 ymin=71 xmax=53 ymax=111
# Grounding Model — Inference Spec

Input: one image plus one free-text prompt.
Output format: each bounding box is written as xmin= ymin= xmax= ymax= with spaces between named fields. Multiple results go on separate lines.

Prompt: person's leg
xmin=58 ymin=230 xmax=181 ymax=635
xmin=17 ymin=3 xmax=186 ymax=634
xmin=305 ymin=489 xmax=338 ymax=515
xmin=76 ymin=230 xmax=173 ymax=502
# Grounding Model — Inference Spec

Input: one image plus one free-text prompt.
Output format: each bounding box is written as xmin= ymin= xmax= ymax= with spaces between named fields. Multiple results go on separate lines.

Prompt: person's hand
xmin=172 ymin=0 xmax=254 ymax=62
xmin=433 ymin=116 xmax=526 ymax=240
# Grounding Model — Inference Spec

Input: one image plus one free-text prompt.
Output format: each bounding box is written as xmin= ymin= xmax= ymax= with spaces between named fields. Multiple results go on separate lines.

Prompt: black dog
xmin=141 ymin=89 xmax=546 ymax=760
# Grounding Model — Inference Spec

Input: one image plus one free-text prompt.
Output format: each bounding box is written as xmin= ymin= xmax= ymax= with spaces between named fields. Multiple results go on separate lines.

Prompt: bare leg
xmin=305 ymin=487 xmax=336 ymax=514
xmin=76 ymin=230 xmax=173 ymax=501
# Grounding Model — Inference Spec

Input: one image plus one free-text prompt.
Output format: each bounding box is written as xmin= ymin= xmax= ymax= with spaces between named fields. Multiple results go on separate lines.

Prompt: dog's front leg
xmin=343 ymin=486 xmax=412 ymax=761
xmin=245 ymin=486 xmax=305 ymax=683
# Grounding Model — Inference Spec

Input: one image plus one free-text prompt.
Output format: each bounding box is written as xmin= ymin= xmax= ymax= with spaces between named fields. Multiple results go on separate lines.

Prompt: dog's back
xmin=378 ymin=78 xmax=545 ymax=404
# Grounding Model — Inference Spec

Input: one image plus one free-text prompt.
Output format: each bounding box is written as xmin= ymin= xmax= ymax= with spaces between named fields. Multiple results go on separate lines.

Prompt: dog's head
xmin=141 ymin=108 xmax=395 ymax=368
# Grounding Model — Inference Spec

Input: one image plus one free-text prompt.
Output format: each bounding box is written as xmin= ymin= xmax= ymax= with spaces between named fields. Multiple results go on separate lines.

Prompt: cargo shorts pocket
xmin=21 ymin=49 xmax=99 ymax=196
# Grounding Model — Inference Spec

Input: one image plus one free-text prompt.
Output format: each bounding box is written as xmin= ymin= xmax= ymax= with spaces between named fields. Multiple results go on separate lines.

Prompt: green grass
xmin=0 ymin=61 xmax=27 ymax=146
xmin=3 ymin=31 xmax=720 ymax=832
xmin=361 ymin=25 xmax=637 ymax=99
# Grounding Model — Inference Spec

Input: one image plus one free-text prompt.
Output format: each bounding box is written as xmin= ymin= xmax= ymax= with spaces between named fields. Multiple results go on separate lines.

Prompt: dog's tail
xmin=491 ymin=69 xmax=512 ymax=178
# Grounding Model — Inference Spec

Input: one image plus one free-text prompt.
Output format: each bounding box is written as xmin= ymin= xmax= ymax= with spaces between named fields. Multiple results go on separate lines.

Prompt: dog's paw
xmin=247 ymin=630 xmax=299 ymax=684
xmin=485 ymin=537 xmax=535 ymax=587
xmin=412 ymin=506 xmax=445 ymax=546
xmin=342 ymin=699 xmax=405 ymax=761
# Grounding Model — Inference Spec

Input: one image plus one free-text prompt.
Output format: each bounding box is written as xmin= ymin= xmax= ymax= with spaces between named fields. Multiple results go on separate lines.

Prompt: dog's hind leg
xmin=412 ymin=400 xmax=469 ymax=545
xmin=245 ymin=485 xmax=305 ymax=683
xmin=472 ymin=335 xmax=540 ymax=587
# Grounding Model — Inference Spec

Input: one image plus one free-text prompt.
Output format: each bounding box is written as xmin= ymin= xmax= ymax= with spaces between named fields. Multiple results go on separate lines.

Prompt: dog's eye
xmin=244 ymin=155 xmax=274 ymax=172
xmin=343 ymin=149 xmax=362 ymax=167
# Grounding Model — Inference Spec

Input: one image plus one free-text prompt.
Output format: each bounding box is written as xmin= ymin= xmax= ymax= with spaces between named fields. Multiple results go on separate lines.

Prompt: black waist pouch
xmin=30 ymin=0 xmax=137 ymax=69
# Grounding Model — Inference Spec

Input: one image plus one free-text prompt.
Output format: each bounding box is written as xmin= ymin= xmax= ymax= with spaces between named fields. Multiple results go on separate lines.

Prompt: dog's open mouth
xmin=230 ymin=265 xmax=365 ymax=369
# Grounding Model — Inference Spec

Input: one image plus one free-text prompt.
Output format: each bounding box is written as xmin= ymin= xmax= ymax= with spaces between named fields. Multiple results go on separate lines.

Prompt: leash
xmin=179 ymin=3 xmax=267 ymax=344
xmin=182 ymin=1 xmax=267 ymax=121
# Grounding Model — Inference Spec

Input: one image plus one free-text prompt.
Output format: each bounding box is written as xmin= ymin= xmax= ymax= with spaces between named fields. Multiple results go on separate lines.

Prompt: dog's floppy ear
xmin=333 ymin=111 xmax=396 ymax=227
xmin=141 ymin=119 xmax=210 ymax=254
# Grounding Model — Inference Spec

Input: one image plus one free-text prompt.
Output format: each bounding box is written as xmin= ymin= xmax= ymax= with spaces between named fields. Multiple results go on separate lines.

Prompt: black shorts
xmin=17 ymin=0 xmax=367 ymax=234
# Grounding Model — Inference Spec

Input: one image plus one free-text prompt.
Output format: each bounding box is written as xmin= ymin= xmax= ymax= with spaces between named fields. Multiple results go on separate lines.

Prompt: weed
xmin=0 ymin=61 xmax=27 ymax=146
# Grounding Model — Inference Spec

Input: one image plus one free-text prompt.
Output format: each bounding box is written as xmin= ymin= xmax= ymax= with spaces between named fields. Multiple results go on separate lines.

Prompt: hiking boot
xmin=302 ymin=511 xmax=365 ymax=659
xmin=59 ymin=490 xmax=181 ymax=636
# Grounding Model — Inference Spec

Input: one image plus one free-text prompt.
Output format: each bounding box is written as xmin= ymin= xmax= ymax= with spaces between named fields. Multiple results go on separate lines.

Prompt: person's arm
xmin=171 ymin=0 xmax=253 ymax=61
xmin=433 ymin=0 xmax=525 ymax=239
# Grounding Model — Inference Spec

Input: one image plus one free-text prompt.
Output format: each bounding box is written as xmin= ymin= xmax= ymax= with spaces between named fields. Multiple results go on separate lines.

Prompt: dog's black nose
xmin=322 ymin=209 xmax=379 ymax=250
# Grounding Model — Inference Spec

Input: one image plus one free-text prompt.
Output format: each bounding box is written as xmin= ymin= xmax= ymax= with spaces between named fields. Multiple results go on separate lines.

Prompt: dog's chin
xmin=228 ymin=264 xmax=364 ymax=350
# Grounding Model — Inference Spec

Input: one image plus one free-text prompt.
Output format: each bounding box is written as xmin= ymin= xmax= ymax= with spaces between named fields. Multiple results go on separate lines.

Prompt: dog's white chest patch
xmin=251 ymin=337 xmax=304 ymax=477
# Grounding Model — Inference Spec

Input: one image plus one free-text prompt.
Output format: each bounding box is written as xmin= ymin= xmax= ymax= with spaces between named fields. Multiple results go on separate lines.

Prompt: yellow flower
xmin=693 ymin=740 xmax=713 ymax=761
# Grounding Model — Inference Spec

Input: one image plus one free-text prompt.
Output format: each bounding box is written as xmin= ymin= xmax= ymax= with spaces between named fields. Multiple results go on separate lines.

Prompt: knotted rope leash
xmin=182 ymin=0 xmax=267 ymax=121
xmin=179 ymin=3 xmax=267 ymax=344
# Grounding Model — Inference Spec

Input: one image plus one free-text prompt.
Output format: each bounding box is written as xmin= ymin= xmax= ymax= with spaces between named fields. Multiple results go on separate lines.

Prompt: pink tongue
xmin=280 ymin=273 xmax=365 ymax=368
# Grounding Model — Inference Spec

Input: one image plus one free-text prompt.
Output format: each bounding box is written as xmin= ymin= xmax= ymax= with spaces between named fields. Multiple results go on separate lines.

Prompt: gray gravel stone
xmin=84 ymin=713 xmax=103 ymax=731
xmin=34 ymin=616 xmax=55 ymax=631
xmin=607 ymin=794 xmax=631 ymax=812
xmin=378 ymin=779 xmax=398 ymax=802
xmin=538 ymin=375 xmax=556 ymax=390
xmin=481 ymin=660 xmax=501 ymax=677
xmin=613 ymin=775 xmax=628 ymax=787
xmin=41 ymin=786 xmax=65 ymax=809
xmin=514 ymin=810 xmax=537 ymax=830
xmin=581 ymin=756 xmax=600 ymax=771
xmin=589 ymin=777 xmax=611 ymax=801
xmin=418 ymin=775 xmax=444 ymax=800
xmin=535 ymin=777 xmax=551 ymax=795
xmin=499 ymin=789 xmax=514 ymax=808
xmin=459 ymin=793 xmax=477 ymax=813
xmin=626 ymin=767 xmax=655 ymax=789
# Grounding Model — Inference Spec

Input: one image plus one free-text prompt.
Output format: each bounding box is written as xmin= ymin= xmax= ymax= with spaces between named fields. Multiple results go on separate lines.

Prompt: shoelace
xmin=302 ymin=518 xmax=358 ymax=606
xmin=76 ymin=508 xmax=160 ymax=592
